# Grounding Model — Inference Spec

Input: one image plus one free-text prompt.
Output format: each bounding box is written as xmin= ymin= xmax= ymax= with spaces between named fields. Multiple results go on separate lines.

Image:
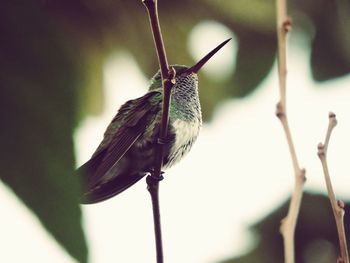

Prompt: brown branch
xmin=275 ymin=1 xmax=306 ymax=263
xmin=143 ymin=0 xmax=169 ymax=79
xmin=142 ymin=0 xmax=176 ymax=178
xmin=142 ymin=1 xmax=176 ymax=262
xmin=318 ymin=113 xmax=349 ymax=263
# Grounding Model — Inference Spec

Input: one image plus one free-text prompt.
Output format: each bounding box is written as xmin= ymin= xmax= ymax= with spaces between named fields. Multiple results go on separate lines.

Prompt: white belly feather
xmin=165 ymin=118 xmax=201 ymax=168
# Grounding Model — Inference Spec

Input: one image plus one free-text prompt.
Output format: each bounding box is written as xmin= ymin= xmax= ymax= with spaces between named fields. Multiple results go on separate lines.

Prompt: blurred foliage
xmin=293 ymin=0 xmax=350 ymax=81
xmin=0 ymin=1 xmax=87 ymax=262
xmin=220 ymin=192 xmax=350 ymax=263
xmin=44 ymin=0 xmax=350 ymax=120
xmin=1 ymin=0 xmax=350 ymax=261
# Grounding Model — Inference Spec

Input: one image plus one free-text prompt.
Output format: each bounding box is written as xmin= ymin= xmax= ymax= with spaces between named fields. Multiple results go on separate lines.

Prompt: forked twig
xmin=275 ymin=1 xmax=306 ymax=262
xmin=142 ymin=0 xmax=176 ymax=262
xmin=318 ymin=113 xmax=349 ymax=263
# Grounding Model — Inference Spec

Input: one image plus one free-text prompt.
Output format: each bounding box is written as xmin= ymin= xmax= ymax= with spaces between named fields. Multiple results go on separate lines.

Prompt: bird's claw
xmin=146 ymin=173 xmax=164 ymax=187
xmin=147 ymin=169 xmax=164 ymax=180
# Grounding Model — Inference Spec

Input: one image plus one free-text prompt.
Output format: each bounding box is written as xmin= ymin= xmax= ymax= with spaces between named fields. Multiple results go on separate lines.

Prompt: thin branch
xmin=275 ymin=1 xmax=305 ymax=263
xmin=142 ymin=0 xmax=176 ymax=178
xmin=143 ymin=0 xmax=169 ymax=79
xmin=276 ymin=0 xmax=287 ymax=107
xmin=318 ymin=112 xmax=349 ymax=263
xmin=142 ymin=0 xmax=176 ymax=262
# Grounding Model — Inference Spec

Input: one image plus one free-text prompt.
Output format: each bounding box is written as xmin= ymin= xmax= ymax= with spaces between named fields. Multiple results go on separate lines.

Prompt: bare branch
xmin=143 ymin=0 xmax=169 ymax=79
xmin=318 ymin=113 xmax=349 ymax=263
xmin=142 ymin=0 xmax=176 ymax=262
xmin=142 ymin=0 xmax=176 ymax=180
xmin=275 ymin=1 xmax=306 ymax=262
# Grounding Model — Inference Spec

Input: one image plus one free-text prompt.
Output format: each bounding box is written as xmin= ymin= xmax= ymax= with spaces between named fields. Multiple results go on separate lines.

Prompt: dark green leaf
xmin=311 ymin=27 xmax=350 ymax=81
xmin=310 ymin=10 xmax=350 ymax=80
xmin=295 ymin=0 xmax=350 ymax=81
xmin=231 ymin=30 xmax=276 ymax=97
xmin=0 ymin=1 xmax=87 ymax=262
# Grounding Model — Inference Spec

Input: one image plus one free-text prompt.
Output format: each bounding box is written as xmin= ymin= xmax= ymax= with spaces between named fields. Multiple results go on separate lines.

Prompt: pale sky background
xmin=1 ymin=21 xmax=350 ymax=263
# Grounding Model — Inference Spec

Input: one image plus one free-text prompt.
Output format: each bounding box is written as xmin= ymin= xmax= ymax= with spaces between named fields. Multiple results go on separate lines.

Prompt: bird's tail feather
xmin=77 ymin=149 xmax=148 ymax=204
xmin=80 ymin=172 xmax=146 ymax=204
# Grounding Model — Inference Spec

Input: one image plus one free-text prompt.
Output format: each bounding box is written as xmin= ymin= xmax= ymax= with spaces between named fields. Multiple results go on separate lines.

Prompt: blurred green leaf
xmin=300 ymin=0 xmax=350 ymax=81
xmin=311 ymin=25 xmax=350 ymax=81
xmin=231 ymin=30 xmax=276 ymax=97
xmin=291 ymin=0 xmax=350 ymax=81
xmin=0 ymin=1 xmax=87 ymax=262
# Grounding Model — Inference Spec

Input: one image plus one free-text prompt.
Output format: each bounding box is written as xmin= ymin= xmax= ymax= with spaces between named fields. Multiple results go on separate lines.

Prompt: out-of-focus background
xmin=1 ymin=0 xmax=350 ymax=262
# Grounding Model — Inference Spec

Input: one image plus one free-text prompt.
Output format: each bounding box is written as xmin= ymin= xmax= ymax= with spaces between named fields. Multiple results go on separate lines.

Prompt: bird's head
xmin=149 ymin=38 xmax=231 ymax=90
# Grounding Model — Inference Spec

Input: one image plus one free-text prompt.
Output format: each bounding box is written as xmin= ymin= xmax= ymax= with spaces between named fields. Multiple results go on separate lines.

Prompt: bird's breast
xmin=164 ymin=118 xmax=201 ymax=168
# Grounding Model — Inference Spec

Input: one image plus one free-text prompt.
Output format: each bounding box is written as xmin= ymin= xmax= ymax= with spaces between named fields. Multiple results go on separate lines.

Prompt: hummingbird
xmin=77 ymin=38 xmax=231 ymax=204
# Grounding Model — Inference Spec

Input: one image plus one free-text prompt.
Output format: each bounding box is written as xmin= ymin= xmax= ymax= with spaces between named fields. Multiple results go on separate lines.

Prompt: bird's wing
xmin=80 ymin=91 xmax=162 ymax=188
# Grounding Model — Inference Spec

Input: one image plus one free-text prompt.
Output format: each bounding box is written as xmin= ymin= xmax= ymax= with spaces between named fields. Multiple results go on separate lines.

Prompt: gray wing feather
xmin=82 ymin=91 xmax=161 ymax=188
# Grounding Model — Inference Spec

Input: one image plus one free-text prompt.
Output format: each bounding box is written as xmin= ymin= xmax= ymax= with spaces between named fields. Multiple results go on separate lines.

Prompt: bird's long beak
xmin=186 ymin=38 xmax=231 ymax=73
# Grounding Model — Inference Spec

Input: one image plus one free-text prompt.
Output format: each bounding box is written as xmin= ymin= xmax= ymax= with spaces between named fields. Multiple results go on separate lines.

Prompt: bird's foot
xmin=147 ymin=169 xmax=164 ymax=182
xmin=146 ymin=174 xmax=164 ymax=191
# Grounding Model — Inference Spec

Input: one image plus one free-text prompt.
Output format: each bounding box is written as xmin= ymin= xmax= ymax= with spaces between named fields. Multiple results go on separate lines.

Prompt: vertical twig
xmin=142 ymin=0 xmax=176 ymax=262
xmin=317 ymin=113 xmax=349 ymax=263
xmin=275 ymin=1 xmax=306 ymax=263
